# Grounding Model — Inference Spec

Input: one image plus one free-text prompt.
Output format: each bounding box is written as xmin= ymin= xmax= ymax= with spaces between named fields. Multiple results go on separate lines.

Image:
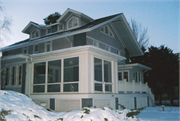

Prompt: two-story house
xmin=0 ymin=8 xmax=154 ymax=111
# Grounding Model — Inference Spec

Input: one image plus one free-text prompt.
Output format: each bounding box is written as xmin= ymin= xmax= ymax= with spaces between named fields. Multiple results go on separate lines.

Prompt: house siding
xmin=87 ymin=24 xmax=124 ymax=52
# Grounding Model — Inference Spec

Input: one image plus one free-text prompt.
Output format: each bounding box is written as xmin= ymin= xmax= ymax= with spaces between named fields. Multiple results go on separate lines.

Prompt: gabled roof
xmin=57 ymin=8 xmax=94 ymax=23
xmin=1 ymin=10 xmax=143 ymax=57
xmin=22 ymin=21 xmax=45 ymax=34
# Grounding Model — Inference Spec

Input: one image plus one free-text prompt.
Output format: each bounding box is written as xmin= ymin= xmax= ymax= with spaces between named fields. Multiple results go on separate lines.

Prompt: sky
xmin=1 ymin=0 xmax=180 ymax=53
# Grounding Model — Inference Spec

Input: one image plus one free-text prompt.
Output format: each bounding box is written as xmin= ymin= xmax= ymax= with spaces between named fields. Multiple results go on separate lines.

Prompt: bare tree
xmin=0 ymin=1 xmax=12 ymax=48
xmin=129 ymin=18 xmax=149 ymax=52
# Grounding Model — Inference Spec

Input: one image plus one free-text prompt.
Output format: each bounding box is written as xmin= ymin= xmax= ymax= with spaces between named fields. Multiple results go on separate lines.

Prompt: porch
xmin=118 ymin=79 xmax=154 ymax=102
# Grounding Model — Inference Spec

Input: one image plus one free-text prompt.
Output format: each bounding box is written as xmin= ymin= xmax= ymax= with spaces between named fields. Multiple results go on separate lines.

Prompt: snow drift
xmin=0 ymin=90 xmax=137 ymax=121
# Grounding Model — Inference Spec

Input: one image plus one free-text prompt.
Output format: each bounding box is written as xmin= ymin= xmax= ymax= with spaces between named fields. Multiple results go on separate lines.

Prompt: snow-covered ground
xmin=0 ymin=90 xmax=179 ymax=121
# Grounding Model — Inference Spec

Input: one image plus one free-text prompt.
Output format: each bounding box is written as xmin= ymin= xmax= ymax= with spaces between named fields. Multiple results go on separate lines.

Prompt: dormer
xmin=22 ymin=21 xmax=45 ymax=40
xmin=57 ymin=8 xmax=94 ymax=30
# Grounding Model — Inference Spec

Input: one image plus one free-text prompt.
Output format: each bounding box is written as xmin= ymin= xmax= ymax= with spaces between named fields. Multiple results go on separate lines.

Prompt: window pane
xmin=105 ymin=84 xmax=112 ymax=92
xmin=48 ymin=60 xmax=61 ymax=83
xmin=52 ymin=25 xmax=57 ymax=33
xmin=48 ymin=84 xmax=60 ymax=92
xmin=73 ymin=18 xmax=78 ymax=26
xmin=34 ymin=62 xmax=46 ymax=84
xmin=64 ymin=57 xmax=79 ymax=82
xmin=82 ymin=98 xmax=93 ymax=108
xmin=63 ymin=83 xmax=78 ymax=92
xmin=118 ymin=72 xmax=122 ymax=80
xmin=104 ymin=61 xmax=111 ymax=82
xmin=95 ymin=83 xmax=102 ymax=91
xmin=33 ymin=85 xmax=45 ymax=92
xmin=124 ymin=72 xmax=128 ymax=82
xmin=94 ymin=58 xmax=102 ymax=81
xmin=68 ymin=19 xmax=73 ymax=28
xmin=50 ymin=98 xmax=55 ymax=110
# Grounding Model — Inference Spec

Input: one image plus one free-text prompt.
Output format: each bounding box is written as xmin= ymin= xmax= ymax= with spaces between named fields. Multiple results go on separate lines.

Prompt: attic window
xmin=31 ymin=29 xmax=40 ymax=38
xmin=67 ymin=17 xmax=79 ymax=29
xmin=59 ymin=24 xmax=64 ymax=31
xmin=100 ymin=25 xmax=114 ymax=38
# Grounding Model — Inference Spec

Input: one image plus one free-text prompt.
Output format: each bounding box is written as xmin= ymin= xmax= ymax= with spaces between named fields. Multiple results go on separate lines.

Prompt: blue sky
xmin=1 ymin=0 xmax=180 ymax=53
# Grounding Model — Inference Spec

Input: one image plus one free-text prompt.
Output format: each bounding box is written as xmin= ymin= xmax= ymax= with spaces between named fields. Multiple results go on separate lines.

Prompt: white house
xmin=0 ymin=8 xmax=154 ymax=111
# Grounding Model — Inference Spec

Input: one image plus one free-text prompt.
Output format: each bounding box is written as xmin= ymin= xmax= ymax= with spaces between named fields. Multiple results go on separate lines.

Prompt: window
xmin=46 ymin=41 xmax=51 ymax=52
xmin=67 ymin=17 xmax=79 ymax=29
xmin=33 ymin=62 xmax=46 ymax=93
xmin=23 ymin=47 xmax=28 ymax=54
xmin=48 ymin=60 xmax=61 ymax=83
xmin=63 ymin=83 xmax=78 ymax=92
xmin=105 ymin=46 xmax=111 ymax=51
xmin=104 ymin=61 xmax=111 ymax=82
xmin=94 ymin=58 xmax=102 ymax=82
xmin=47 ymin=28 xmax=52 ymax=34
xmin=94 ymin=58 xmax=112 ymax=92
xmin=31 ymin=29 xmax=40 ymax=38
xmin=34 ymin=45 xmax=39 ymax=53
xmin=82 ymin=98 xmax=93 ymax=108
xmin=93 ymin=41 xmax=99 ymax=47
xmin=100 ymin=25 xmax=114 ymax=38
xmin=95 ymin=83 xmax=102 ymax=91
xmin=118 ymin=71 xmax=129 ymax=82
xmin=33 ymin=57 xmax=79 ymax=93
xmin=52 ymin=25 xmax=57 ymax=33
xmin=64 ymin=57 xmax=79 ymax=82
xmin=2 ymin=65 xmax=22 ymax=87
xmin=59 ymin=24 xmax=64 ymax=31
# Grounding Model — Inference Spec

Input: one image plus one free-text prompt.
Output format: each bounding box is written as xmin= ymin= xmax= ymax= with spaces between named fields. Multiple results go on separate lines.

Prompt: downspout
xmin=65 ymin=37 xmax=72 ymax=47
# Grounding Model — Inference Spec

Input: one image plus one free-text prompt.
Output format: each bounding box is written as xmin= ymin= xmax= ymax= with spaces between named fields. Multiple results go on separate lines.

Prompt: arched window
xmin=31 ymin=29 xmax=40 ymax=38
xmin=67 ymin=17 xmax=79 ymax=29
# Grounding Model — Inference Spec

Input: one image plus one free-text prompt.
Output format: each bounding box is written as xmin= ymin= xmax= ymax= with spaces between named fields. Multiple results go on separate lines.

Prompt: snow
xmin=0 ymin=90 xmax=179 ymax=121
xmin=137 ymin=106 xmax=180 ymax=121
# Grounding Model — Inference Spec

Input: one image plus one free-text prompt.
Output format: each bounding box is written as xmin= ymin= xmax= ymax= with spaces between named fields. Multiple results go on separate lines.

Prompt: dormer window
xmin=67 ymin=17 xmax=79 ymax=29
xmin=100 ymin=25 xmax=114 ymax=38
xmin=47 ymin=25 xmax=58 ymax=34
xmin=31 ymin=29 xmax=40 ymax=39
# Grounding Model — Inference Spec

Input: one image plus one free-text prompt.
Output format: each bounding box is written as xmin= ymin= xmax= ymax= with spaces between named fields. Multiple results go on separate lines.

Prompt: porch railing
xmin=118 ymin=80 xmax=154 ymax=101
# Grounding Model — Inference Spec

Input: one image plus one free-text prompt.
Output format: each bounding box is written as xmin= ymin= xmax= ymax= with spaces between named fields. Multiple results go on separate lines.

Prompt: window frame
xmin=22 ymin=47 xmax=28 ymax=54
xmin=94 ymin=57 xmax=112 ymax=93
xmin=31 ymin=29 xmax=40 ymax=39
xmin=67 ymin=16 xmax=79 ymax=30
xmin=118 ymin=70 xmax=129 ymax=82
xmin=33 ymin=57 xmax=79 ymax=93
xmin=100 ymin=25 xmax=114 ymax=38
xmin=45 ymin=41 xmax=52 ymax=52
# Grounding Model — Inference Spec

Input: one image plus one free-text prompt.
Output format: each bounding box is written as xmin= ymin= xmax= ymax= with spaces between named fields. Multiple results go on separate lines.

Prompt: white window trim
xmin=67 ymin=16 xmax=79 ymax=30
xmin=94 ymin=58 xmax=112 ymax=93
xmin=31 ymin=29 xmax=40 ymax=39
xmin=46 ymin=27 xmax=52 ymax=35
xmin=22 ymin=47 xmax=28 ymax=54
xmin=119 ymin=70 xmax=130 ymax=82
xmin=100 ymin=25 xmax=114 ymax=38
xmin=45 ymin=41 xmax=52 ymax=52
